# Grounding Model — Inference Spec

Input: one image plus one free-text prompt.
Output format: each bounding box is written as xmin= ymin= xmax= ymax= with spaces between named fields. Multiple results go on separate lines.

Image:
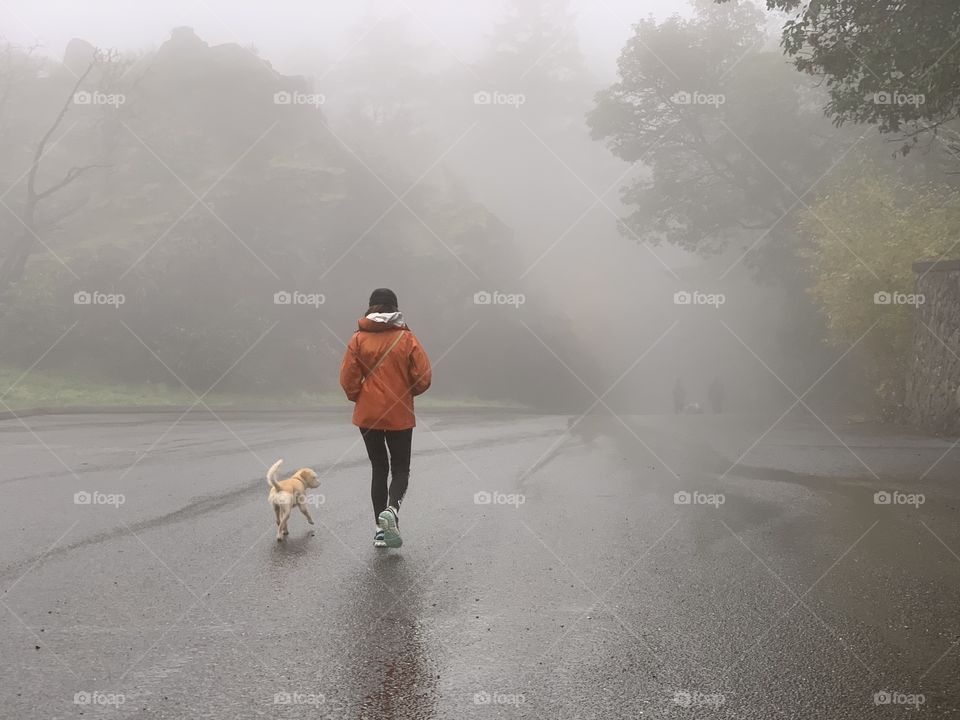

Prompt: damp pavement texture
xmin=1 ymin=409 xmax=959 ymax=718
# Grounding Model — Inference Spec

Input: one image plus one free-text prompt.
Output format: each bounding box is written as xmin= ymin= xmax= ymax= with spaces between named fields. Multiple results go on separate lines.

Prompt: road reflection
xmin=340 ymin=552 xmax=440 ymax=719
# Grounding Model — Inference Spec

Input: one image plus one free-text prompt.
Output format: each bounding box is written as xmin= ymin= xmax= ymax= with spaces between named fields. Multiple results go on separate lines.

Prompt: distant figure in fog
xmin=340 ymin=288 xmax=432 ymax=549
xmin=708 ymin=377 xmax=725 ymax=414
xmin=673 ymin=378 xmax=686 ymax=414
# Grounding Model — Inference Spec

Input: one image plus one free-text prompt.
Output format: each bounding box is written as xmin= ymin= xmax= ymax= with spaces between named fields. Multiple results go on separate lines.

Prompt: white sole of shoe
xmin=377 ymin=510 xmax=402 ymax=548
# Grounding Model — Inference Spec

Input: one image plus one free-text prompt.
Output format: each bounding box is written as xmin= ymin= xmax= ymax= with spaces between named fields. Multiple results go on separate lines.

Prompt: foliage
xmin=801 ymin=165 xmax=960 ymax=410
xmin=588 ymin=0 xmax=845 ymax=258
xmin=0 ymin=26 xmax=601 ymax=410
xmin=718 ymin=0 xmax=960 ymax=155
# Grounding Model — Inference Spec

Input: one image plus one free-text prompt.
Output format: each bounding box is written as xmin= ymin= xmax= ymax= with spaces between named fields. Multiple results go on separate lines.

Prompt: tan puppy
xmin=266 ymin=459 xmax=320 ymax=541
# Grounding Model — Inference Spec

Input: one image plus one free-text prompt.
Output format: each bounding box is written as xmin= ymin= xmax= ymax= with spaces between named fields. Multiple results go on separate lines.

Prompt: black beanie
xmin=368 ymin=288 xmax=399 ymax=309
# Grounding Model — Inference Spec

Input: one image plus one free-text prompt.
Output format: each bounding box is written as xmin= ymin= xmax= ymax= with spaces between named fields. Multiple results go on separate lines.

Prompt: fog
xmin=1 ymin=0 xmax=686 ymax=76
xmin=6 ymin=2 xmax=960 ymax=717
xmin=0 ymin=0 xmax=905 ymax=414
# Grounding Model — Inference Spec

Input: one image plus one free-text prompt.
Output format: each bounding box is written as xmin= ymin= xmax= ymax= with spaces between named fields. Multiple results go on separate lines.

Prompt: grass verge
xmin=0 ymin=366 xmax=523 ymax=411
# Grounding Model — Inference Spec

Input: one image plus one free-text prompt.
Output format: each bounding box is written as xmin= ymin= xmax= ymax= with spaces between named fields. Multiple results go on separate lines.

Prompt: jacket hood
xmin=358 ymin=311 xmax=407 ymax=332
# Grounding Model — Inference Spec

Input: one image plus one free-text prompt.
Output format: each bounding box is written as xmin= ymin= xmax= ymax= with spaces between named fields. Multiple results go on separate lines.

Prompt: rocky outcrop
xmin=906 ymin=260 xmax=960 ymax=435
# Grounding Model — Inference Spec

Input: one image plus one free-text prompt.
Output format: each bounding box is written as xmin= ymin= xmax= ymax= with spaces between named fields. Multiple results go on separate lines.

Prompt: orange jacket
xmin=339 ymin=317 xmax=432 ymax=430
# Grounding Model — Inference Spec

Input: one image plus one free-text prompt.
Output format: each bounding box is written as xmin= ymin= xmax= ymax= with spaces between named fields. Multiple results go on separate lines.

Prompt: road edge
xmin=0 ymin=404 xmax=536 ymax=421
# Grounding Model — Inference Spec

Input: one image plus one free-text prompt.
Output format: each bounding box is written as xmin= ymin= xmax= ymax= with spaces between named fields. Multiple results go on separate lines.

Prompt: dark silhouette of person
xmin=708 ymin=377 xmax=725 ymax=414
xmin=673 ymin=378 xmax=686 ymax=414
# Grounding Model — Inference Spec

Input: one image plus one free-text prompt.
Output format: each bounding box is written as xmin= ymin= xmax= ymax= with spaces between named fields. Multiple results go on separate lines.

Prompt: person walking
xmin=339 ymin=288 xmax=432 ymax=548
xmin=708 ymin=376 xmax=725 ymax=414
xmin=672 ymin=377 xmax=686 ymax=415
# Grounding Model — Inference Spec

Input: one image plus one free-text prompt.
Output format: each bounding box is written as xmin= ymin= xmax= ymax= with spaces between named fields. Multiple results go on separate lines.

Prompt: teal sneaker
xmin=377 ymin=506 xmax=402 ymax=548
xmin=374 ymin=527 xmax=386 ymax=547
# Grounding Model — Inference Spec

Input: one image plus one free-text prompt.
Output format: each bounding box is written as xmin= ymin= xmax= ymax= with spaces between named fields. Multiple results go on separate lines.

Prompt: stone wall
xmin=905 ymin=260 xmax=960 ymax=435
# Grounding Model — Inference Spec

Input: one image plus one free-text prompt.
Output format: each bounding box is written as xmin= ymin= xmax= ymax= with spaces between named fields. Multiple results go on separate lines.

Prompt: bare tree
xmin=0 ymin=49 xmax=117 ymax=302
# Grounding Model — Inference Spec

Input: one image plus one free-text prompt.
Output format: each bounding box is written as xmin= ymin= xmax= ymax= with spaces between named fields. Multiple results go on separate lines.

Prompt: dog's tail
xmin=267 ymin=459 xmax=283 ymax=491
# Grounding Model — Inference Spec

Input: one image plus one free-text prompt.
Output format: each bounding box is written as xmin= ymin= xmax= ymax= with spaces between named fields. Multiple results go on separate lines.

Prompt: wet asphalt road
xmin=2 ymin=409 xmax=960 ymax=719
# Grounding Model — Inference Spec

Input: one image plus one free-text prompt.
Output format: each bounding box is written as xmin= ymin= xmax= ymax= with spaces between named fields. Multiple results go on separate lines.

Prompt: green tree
xmin=588 ymin=0 xmax=845 ymax=258
xmin=801 ymin=166 xmax=960 ymax=411
xmin=719 ymin=0 xmax=960 ymax=156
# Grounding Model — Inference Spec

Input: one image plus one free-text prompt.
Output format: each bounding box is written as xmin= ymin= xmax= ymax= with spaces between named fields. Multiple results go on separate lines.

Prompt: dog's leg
xmin=297 ymin=499 xmax=314 ymax=525
xmin=277 ymin=505 xmax=290 ymax=541
xmin=273 ymin=503 xmax=284 ymax=541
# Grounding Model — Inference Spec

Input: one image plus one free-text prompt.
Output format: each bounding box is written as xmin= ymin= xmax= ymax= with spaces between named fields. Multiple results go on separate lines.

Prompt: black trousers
xmin=359 ymin=428 xmax=413 ymax=521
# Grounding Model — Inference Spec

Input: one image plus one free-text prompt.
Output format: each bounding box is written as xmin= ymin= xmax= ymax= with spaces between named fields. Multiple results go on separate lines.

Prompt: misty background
xmin=1 ymin=0 xmax=956 ymax=416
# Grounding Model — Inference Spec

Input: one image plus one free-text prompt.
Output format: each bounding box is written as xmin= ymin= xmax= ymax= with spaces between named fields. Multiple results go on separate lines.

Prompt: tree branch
xmin=36 ymin=163 xmax=111 ymax=200
xmin=24 ymin=57 xmax=98 ymax=205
